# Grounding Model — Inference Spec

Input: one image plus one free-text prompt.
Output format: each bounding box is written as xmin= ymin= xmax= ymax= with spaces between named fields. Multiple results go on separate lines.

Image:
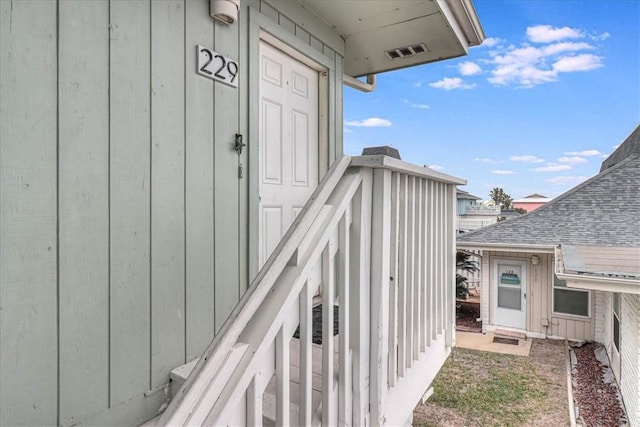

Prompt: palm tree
xmin=489 ymin=187 xmax=513 ymax=209
xmin=456 ymin=251 xmax=479 ymax=300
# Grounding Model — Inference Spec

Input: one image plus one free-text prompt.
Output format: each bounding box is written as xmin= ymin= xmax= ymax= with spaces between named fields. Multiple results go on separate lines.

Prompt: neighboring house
xmin=458 ymin=125 xmax=640 ymax=427
xmin=457 ymin=190 xmax=500 ymax=231
xmin=512 ymin=193 xmax=552 ymax=212
xmin=1 ymin=1 xmax=484 ymax=426
xmin=457 ymin=189 xmax=482 ymax=215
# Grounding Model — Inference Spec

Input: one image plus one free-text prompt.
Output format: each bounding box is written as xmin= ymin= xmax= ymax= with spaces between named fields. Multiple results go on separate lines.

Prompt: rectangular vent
xmin=384 ymin=43 xmax=428 ymax=60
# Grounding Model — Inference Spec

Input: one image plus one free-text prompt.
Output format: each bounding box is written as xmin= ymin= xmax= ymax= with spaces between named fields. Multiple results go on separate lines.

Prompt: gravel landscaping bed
xmin=570 ymin=341 xmax=627 ymax=426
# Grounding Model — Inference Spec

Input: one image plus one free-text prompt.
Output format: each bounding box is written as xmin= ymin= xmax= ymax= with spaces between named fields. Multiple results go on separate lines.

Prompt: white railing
xmin=158 ymin=155 xmax=462 ymax=427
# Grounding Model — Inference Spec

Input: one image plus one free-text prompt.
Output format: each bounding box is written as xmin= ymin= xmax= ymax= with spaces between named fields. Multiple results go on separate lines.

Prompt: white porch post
xmin=369 ymin=168 xmax=392 ymax=426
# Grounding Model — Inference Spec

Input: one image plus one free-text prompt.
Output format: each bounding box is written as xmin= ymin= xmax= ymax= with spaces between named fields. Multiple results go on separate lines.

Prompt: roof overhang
xmin=300 ymin=0 xmax=485 ymax=77
xmin=554 ymin=245 xmax=640 ymax=295
xmin=456 ymin=242 xmax=556 ymax=254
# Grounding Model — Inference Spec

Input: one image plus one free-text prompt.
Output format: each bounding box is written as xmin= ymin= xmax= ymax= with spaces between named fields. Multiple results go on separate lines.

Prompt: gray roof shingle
xmin=458 ymin=126 xmax=640 ymax=248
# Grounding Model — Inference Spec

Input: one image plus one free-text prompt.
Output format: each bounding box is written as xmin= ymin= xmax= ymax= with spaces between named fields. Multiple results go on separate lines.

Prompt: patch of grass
xmin=422 ymin=348 xmax=551 ymax=426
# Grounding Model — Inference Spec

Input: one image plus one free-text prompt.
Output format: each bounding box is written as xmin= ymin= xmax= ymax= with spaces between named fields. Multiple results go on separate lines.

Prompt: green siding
xmin=109 ymin=0 xmax=152 ymax=406
xmin=0 ymin=0 xmax=344 ymax=425
xmin=58 ymin=1 xmax=110 ymax=423
xmin=0 ymin=1 xmax=58 ymax=425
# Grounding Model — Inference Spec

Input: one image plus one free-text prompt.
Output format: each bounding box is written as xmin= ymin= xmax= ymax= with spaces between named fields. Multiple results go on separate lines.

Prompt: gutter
xmin=554 ymin=246 xmax=640 ymax=294
xmin=456 ymin=242 xmax=556 ymax=254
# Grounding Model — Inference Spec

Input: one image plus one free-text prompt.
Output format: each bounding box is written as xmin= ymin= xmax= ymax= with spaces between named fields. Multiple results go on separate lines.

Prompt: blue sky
xmin=343 ymin=0 xmax=640 ymax=201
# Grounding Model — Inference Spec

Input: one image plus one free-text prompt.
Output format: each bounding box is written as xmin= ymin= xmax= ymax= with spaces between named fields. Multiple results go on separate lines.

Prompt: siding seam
xmin=56 ymin=0 xmax=61 ymax=423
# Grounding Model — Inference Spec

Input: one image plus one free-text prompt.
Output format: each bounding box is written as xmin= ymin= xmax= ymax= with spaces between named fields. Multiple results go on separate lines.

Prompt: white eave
xmin=300 ymin=0 xmax=486 ymax=77
xmin=456 ymin=242 xmax=556 ymax=254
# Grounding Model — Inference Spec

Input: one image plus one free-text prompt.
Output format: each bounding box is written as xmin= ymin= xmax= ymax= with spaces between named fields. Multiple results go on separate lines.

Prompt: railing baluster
xmin=420 ymin=178 xmax=428 ymax=352
xmin=445 ymin=184 xmax=456 ymax=347
xmin=338 ymin=213 xmax=352 ymax=426
xmin=369 ymin=168 xmax=392 ymax=427
xmin=246 ymin=376 xmax=262 ymax=426
xmin=299 ymin=280 xmax=313 ymax=426
xmin=276 ymin=326 xmax=290 ymax=426
xmin=430 ymin=180 xmax=437 ymax=342
xmin=322 ymin=244 xmax=336 ymax=426
xmin=397 ymin=174 xmax=408 ymax=377
xmin=437 ymin=182 xmax=443 ymax=334
xmin=388 ymin=172 xmax=400 ymax=387
xmin=406 ymin=176 xmax=415 ymax=368
xmin=414 ymin=177 xmax=423 ymax=359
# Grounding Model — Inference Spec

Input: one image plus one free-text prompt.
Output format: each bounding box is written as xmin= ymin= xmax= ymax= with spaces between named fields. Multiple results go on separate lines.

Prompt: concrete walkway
xmin=455 ymin=331 xmax=532 ymax=356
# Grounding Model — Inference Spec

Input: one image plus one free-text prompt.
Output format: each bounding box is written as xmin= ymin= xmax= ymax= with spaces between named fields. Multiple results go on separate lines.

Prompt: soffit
xmin=299 ymin=0 xmax=484 ymax=76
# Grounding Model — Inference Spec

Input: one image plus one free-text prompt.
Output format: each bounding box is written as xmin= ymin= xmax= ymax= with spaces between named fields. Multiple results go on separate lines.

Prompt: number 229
xmin=199 ymin=48 xmax=238 ymax=84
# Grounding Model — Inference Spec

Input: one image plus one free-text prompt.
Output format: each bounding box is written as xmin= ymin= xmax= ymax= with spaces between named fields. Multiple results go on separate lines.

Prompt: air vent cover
xmin=384 ymin=43 xmax=428 ymax=60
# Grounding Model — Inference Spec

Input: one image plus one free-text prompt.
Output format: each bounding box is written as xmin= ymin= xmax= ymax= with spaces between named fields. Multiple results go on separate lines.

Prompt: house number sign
xmin=197 ymin=45 xmax=238 ymax=88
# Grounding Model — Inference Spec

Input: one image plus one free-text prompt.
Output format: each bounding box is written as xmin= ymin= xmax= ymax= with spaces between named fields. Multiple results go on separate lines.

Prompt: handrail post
xmin=369 ymin=168 xmax=392 ymax=426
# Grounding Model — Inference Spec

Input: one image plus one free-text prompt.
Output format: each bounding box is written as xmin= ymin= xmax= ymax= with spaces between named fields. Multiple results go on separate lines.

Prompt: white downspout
xmin=343 ymin=74 xmax=376 ymax=93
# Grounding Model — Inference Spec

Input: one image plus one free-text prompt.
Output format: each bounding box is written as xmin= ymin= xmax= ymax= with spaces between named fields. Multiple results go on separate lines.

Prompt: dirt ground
xmin=413 ymin=339 xmax=569 ymax=426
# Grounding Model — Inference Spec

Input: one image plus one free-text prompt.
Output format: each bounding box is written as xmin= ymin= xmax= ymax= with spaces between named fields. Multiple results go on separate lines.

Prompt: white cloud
xmin=510 ymin=154 xmax=544 ymax=163
xmin=558 ymin=156 xmax=587 ymax=164
xmin=475 ymin=157 xmax=502 ymax=164
xmin=533 ymin=164 xmax=572 ymax=172
xmin=344 ymin=117 xmax=392 ymax=127
xmin=427 ymin=165 xmax=445 ymax=171
xmin=485 ymin=27 xmax=604 ymax=87
xmin=564 ymin=149 xmax=603 ymax=156
xmin=545 ymin=176 xmax=588 ymax=185
xmin=492 ymin=170 xmax=515 ymax=175
xmin=590 ymin=32 xmax=610 ymax=42
xmin=402 ymin=99 xmax=430 ymax=109
xmin=480 ymin=37 xmax=504 ymax=48
xmin=526 ymin=25 xmax=583 ymax=43
xmin=458 ymin=61 xmax=482 ymax=76
xmin=553 ymin=54 xmax=603 ymax=72
xmin=429 ymin=77 xmax=476 ymax=90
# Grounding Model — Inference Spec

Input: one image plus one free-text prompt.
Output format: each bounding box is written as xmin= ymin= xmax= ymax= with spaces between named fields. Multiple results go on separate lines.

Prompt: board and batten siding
xmin=620 ymin=294 xmax=640 ymax=427
xmin=479 ymin=251 xmax=594 ymax=340
xmin=0 ymin=0 xmax=344 ymax=425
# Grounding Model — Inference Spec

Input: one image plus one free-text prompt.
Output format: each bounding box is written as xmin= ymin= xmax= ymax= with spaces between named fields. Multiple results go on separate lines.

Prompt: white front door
xmin=258 ymin=40 xmax=319 ymax=267
xmin=493 ymin=260 xmax=527 ymax=330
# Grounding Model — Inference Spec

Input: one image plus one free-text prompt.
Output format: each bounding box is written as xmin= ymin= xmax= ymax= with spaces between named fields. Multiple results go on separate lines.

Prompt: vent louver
xmin=384 ymin=43 xmax=428 ymax=60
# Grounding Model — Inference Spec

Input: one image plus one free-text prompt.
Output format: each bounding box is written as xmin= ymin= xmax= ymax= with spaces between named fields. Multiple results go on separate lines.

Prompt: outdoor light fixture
xmin=210 ymin=0 xmax=239 ymax=25
xmin=531 ymin=255 xmax=540 ymax=266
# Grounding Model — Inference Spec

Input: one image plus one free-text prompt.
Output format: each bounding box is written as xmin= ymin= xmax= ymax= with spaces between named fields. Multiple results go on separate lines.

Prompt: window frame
xmin=551 ymin=274 xmax=591 ymax=318
xmin=613 ymin=293 xmax=621 ymax=352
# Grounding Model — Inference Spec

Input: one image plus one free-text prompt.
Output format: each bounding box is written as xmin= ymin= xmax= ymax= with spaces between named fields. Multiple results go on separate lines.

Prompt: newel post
xmin=369 ymin=167 xmax=392 ymax=426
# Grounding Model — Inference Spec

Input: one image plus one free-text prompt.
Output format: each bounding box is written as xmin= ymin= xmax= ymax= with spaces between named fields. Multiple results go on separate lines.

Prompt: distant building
xmin=456 ymin=190 xmax=500 ymax=232
xmin=512 ymin=193 xmax=552 ymax=212
xmin=456 ymin=189 xmax=482 ymax=215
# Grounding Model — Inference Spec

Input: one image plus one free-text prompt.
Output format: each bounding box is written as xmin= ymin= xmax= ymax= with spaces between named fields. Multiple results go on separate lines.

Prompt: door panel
xmin=259 ymin=40 xmax=319 ymax=267
xmin=493 ymin=260 xmax=527 ymax=330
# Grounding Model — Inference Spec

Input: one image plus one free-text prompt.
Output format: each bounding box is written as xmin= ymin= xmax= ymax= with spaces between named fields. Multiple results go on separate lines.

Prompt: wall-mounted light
xmin=531 ymin=255 xmax=540 ymax=266
xmin=210 ymin=0 xmax=240 ymax=25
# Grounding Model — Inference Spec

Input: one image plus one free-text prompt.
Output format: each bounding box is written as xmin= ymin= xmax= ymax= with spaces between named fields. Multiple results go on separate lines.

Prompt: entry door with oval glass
xmin=258 ymin=40 xmax=319 ymax=267
xmin=493 ymin=260 xmax=527 ymax=330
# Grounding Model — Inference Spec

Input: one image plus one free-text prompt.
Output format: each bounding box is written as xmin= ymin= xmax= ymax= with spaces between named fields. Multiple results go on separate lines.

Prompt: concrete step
xmin=493 ymin=328 xmax=526 ymax=340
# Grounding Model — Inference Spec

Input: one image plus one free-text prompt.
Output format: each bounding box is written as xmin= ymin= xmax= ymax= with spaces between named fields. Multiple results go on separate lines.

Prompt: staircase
xmin=157 ymin=155 xmax=464 ymax=426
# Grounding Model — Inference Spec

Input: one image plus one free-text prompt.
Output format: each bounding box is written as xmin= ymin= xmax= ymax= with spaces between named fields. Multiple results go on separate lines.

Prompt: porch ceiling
xmin=299 ymin=0 xmax=485 ymax=77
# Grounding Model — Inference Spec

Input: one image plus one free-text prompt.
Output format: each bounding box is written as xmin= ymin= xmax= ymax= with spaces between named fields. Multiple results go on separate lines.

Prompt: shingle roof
xmin=458 ymin=126 xmax=640 ymax=248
